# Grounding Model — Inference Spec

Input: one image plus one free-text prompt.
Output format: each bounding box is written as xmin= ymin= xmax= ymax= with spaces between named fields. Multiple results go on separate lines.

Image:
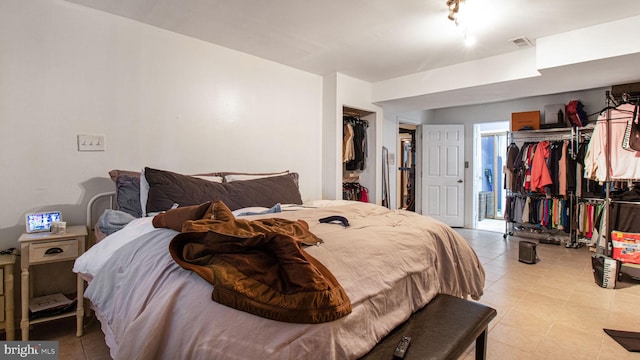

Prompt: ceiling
xmin=65 ymin=0 xmax=640 ymax=111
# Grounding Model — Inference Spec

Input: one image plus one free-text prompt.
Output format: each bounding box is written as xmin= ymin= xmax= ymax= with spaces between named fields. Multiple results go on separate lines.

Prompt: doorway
xmin=474 ymin=121 xmax=509 ymax=233
xmin=398 ymin=124 xmax=416 ymax=211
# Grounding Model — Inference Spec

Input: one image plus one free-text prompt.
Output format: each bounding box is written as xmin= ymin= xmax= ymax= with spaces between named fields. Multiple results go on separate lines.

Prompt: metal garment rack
xmin=504 ymin=127 xmax=586 ymax=247
xmin=591 ymin=91 xmax=640 ymax=256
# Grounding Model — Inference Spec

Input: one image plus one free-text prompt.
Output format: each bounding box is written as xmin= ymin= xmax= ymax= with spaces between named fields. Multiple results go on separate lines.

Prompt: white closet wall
xmin=322 ymin=73 xmax=382 ymax=204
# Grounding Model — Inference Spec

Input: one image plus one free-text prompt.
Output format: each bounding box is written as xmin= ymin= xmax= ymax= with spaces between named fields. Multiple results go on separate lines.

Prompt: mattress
xmin=74 ymin=201 xmax=485 ymax=359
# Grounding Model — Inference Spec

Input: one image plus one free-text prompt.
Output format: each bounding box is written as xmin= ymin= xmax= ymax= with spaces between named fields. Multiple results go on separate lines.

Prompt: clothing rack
xmin=343 ymin=115 xmax=369 ymax=127
xmin=509 ymin=127 xmax=587 ymax=160
xmin=509 ymin=127 xmax=576 ymax=142
xmin=591 ymin=91 xmax=640 ymax=256
xmin=503 ymin=127 xmax=579 ymax=245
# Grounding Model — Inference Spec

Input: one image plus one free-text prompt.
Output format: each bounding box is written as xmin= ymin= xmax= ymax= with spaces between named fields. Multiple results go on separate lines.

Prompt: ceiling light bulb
xmin=464 ymin=34 xmax=477 ymax=46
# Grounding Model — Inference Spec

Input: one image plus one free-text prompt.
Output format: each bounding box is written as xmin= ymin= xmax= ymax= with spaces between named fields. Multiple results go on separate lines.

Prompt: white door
xmin=421 ymin=125 xmax=465 ymax=227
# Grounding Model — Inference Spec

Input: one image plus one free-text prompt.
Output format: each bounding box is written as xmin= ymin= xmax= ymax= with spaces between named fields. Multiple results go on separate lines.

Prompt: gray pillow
xmin=114 ymin=174 xmax=142 ymax=218
xmin=144 ymin=167 xmax=302 ymax=213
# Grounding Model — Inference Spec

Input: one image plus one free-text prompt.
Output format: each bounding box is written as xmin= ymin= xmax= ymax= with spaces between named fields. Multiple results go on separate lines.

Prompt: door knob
xmin=457 ymin=179 xmax=463 ymax=183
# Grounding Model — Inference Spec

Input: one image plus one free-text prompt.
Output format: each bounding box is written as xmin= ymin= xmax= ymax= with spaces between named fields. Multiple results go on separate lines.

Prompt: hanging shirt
xmin=558 ymin=141 xmax=568 ymax=196
xmin=504 ymin=143 xmax=520 ymax=191
xmin=523 ymin=144 xmax=535 ymax=190
xmin=530 ymin=141 xmax=553 ymax=192
xmin=359 ymin=186 xmax=369 ymax=202
xmin=521 ymin=197 xmax=530 ymax=223
xmin=342 ymin=123 xmax=355 ymax=163
xmin=584 ymin=104 xmax=640 ymax=181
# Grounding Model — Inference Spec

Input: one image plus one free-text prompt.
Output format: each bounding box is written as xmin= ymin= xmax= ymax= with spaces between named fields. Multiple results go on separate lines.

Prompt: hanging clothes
xmin=342 ymin=182 xmax=369 ymax=202
xmin=342 ymin=122 xmax=355 ymax=163
xmin=584 ymin=103 xmax=640 ymax=181
xmin=504 ymin=142 xmax=520 ymax=191
xmin=558 ymin=140 xmax=568 ymax=196
xmin=530 ymin=141 xmax=553 ymax=192
xmin=505 ymin=139 xmax=575 ymax=197
xmin=345 ymin=118 xmax=368 ymax=171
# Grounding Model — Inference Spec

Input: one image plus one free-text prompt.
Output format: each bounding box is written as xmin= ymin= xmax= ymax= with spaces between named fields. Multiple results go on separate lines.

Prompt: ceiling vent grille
xmin=510 ymin=36 xmax=533 ymax=48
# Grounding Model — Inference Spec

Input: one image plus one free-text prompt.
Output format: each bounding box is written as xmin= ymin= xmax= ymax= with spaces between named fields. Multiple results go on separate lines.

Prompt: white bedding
xmin=75 ymin=201 xmax=484 ymax=360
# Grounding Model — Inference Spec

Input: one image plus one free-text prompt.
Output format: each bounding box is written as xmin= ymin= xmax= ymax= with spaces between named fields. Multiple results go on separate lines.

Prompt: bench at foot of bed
xmin=361 ymin=293 xmax=497 ymax=360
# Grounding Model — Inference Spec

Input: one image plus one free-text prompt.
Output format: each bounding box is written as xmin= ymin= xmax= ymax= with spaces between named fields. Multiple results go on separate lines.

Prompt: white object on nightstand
xmin=0 ymin=254 xmax=16 ymax=340
xmin=18 ymin=225 xmax=87 ymax=340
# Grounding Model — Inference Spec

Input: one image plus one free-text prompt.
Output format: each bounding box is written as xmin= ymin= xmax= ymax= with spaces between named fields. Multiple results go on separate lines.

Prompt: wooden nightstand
xmin=18 ymin=225 xmax=87 ymax=340
xmin=0 ymin=254 xmax=16 ymax=340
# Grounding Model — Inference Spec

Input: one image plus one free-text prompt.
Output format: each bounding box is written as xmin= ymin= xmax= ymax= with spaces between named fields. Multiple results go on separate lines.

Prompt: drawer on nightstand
xmin=29 ymin=239 xmax=79 ymax=264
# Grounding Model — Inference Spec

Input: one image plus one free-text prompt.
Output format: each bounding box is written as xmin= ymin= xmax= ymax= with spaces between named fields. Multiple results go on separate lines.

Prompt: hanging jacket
xmin=530 ymin=141 xmax=553 ymax=192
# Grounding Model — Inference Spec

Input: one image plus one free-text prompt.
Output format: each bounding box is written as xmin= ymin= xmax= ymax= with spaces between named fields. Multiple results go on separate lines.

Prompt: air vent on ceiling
xmin=510 ymin=36 xmax=533 ymax=48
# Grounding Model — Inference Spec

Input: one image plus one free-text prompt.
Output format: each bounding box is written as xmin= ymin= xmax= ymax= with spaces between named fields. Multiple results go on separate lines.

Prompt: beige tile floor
xmin=7 ymin=229 xmax=640 ymax=359
xmin=458 ymin=229 xmax=640 ymax=360
xmin=476 ymin=218 xmax=507 ymax=233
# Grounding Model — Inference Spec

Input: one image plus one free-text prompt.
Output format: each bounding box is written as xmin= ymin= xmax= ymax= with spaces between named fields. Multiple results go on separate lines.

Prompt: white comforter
xmin=75 ymin=201 xmax=484 ymax=360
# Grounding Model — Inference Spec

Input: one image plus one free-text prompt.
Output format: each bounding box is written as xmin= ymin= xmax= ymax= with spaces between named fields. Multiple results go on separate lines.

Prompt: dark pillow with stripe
xmin=144 ymin=167 xmax=302 ymax=214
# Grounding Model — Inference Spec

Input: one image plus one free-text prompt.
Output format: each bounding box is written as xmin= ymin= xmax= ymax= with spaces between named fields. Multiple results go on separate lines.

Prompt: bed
xmin=75 ymin=167 xmax=485 ymax=360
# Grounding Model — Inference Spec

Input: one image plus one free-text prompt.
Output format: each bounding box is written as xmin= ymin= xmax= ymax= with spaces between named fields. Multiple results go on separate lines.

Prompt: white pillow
xmin=140 ymin=168 xmax=150 ymax=217
xmin=191 ymin=175 xmax=223 ymax=182
xmin=224 ymin=172 xmax=288 ymax=182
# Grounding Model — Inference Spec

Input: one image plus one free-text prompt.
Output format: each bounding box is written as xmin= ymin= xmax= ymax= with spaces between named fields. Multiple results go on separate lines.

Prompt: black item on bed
xmin=319 ymin=215 xmax=350 ymax=227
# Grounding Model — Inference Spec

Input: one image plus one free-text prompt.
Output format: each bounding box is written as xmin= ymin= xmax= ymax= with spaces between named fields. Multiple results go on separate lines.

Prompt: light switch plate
xmin=77 ymin=134 xmax=106 ymax=151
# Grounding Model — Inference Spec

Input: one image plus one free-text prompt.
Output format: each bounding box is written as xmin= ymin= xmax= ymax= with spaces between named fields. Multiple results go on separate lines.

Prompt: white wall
xmin=537 ymin=16 xmax=640 ymax=70
xmin=0 ymin=0 xmax=323 ymax=249
xmin=323 ymin=73 xmax=383 ymax=203
xmin=417 ymin=87 xmax=609 ymax=227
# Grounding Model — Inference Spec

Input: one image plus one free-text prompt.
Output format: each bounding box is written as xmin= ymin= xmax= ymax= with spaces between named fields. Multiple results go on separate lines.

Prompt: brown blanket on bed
xmin=164 ymin=201 xmax=352 ymax=323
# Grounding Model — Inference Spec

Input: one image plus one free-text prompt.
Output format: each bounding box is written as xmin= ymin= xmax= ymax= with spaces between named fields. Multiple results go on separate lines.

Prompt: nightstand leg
xmin=20 ymin=267 xmax=28 ymax=341
xmin=76 ymin=274 xmax=83 ymax=337
xmin=5 ymin=264 xmax=14 ymax=341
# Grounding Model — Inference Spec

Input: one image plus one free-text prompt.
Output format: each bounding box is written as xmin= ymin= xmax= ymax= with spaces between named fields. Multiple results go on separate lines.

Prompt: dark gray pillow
xmin=144 ymin=167 xmax=302 ymax=213
xmin=114 ymin=174 xmax=142 ymax=218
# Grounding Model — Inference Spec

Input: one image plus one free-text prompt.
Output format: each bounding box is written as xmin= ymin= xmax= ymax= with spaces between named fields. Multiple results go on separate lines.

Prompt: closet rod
xmin=579 ymin=197 xmax=606 ymax=202
xmin=511 ymin=135 xmax=573 ymax=142
xmin=508 ymin=193 xmax=566 ymax=199
xmin=510 ymin=127 xmax=574 ymax=136
xmin=510 ymin=127 xmax=577 ymax=142
xmin=609 ymin=200 xmax=640 ymax=205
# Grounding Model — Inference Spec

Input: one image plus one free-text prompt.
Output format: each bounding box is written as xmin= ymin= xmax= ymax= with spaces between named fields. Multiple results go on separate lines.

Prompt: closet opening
xmin=474 ymin=121 xmax=509 ymax=232
xmin=343 ymin=106 xmax=375 ymax=203
xmin=398 ymin=124 xmax=416 ymax=211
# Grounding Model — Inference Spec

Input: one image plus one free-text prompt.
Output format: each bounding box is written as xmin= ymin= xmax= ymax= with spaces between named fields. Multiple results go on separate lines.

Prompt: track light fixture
xmin=446 ymin=0 xmax=462 ymax=23
xmin=446 ymin=0 xmax=476 ymax=46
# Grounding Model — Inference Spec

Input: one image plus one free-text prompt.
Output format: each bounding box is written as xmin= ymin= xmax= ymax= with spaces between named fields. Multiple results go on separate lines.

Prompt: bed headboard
xmin=86 ymin=191 xmax=116 ymax=247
